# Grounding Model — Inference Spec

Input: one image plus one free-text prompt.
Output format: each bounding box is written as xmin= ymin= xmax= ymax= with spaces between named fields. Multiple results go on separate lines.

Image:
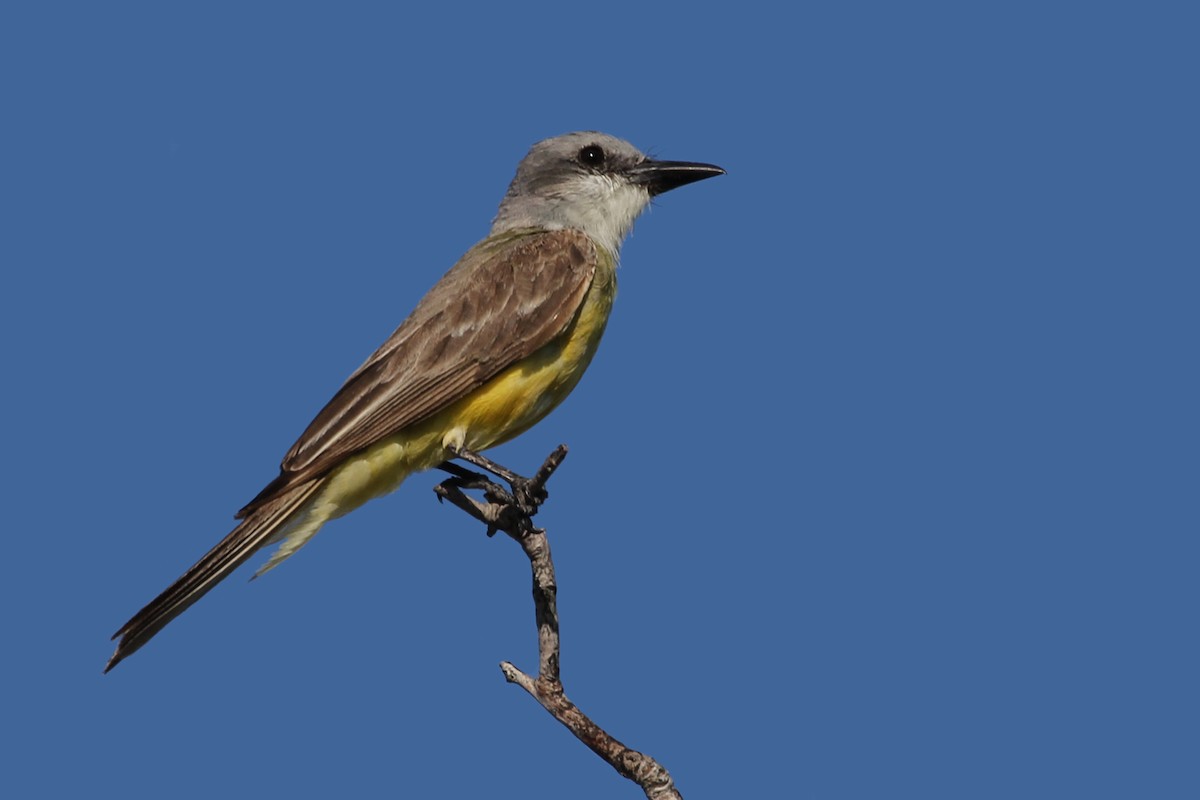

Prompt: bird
xmin=105 ymin=131 xmax=724 ymax=672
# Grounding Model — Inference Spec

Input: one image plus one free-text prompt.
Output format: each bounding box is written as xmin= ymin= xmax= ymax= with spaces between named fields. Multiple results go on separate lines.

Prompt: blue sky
xmin=2 ymin=2 xmax=1196 ymax=798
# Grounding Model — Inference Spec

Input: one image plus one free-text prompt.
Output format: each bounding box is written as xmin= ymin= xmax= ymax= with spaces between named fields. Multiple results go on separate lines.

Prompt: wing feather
xmin=237 ymin=229 xmax=597 ymax=518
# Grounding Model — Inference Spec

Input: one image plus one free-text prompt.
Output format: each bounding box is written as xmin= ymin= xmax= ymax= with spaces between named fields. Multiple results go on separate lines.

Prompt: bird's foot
xmin=434 ymin=445 xmax=568 ymax=537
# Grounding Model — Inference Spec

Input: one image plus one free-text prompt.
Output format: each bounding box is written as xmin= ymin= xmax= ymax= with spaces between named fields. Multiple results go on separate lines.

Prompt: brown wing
xmin=237 ymin=228 xmax=597 ymax=518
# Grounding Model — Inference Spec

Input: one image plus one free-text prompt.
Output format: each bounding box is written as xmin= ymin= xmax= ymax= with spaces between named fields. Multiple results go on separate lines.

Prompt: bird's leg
xmin=433 ymin=445 xmax=568 ymax=537
xmin=446 ymin=446 xmax=531 ymax=490
xmin=433 ymin=467 xmax=519 ymax=537
xmin=435 ymin=460 xmax=506 ymax=496
xmin=444 ymin=445 xmax=550 ymax=513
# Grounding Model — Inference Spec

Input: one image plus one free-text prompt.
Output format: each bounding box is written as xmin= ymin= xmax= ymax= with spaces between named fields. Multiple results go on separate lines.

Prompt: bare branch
xmin=434 ymin=445 xmax=683 ymax=799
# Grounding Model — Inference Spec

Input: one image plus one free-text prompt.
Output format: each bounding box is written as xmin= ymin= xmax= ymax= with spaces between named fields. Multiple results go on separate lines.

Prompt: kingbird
xmin=106 ymin=131 xmax=723 ymax=672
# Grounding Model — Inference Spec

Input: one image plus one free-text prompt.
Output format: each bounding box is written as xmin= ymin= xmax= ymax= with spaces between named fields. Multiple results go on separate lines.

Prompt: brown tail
xmin=105 ymin=480 xmax=322 ymax=672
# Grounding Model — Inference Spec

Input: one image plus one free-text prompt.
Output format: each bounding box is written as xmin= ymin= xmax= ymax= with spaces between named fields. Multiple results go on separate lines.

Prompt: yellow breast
xmin=450 ymin=245 xmax=618 ymax=451
xmin=316 ymin=245 xmax=618 ymax=516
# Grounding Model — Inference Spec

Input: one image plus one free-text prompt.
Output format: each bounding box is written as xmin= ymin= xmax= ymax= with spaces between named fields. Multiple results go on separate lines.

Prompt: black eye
xmin=578 ymin=144 xmax=606 ymax=167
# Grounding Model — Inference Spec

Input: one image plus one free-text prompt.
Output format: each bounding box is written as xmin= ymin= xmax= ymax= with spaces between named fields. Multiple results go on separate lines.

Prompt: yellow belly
xmin=322 ymin=245 xmax=617 ymax=515
xmin=260 ymin=245 xmax=619 ymax=575
xmin=256 ymin=246 xmax=617 ymax=575
xmin=452 ymin=262 xmax=617 ymax=452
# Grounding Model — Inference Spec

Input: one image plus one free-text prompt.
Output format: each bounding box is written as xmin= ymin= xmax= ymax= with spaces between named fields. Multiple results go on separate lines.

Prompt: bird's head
xmin=492 ymin=132 xmax=724 ymax=255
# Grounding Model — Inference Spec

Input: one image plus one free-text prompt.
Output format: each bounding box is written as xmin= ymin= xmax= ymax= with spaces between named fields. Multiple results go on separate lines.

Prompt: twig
xmin=434 ymin=445 xmax=683 ymax=799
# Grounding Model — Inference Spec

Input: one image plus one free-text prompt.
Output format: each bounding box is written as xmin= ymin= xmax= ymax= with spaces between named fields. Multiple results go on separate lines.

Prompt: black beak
xmin=628 ymin=158 xmax=726 ymax=196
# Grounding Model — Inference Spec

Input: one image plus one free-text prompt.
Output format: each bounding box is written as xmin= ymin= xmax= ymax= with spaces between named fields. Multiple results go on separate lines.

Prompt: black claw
xmin=434 ymin=446 xmax=566 ymax=537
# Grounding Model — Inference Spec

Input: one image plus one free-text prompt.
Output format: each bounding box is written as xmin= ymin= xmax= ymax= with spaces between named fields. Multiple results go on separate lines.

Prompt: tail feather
xmin=105 ymin=480 xmax=322 ymax=673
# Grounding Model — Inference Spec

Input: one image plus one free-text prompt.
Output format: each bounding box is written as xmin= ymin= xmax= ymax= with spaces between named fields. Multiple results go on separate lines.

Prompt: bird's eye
xmin=578 ymin=145 xmax=606 ymax=167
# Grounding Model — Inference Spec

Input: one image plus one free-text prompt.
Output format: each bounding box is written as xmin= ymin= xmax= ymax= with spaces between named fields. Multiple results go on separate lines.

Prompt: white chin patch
xmin=562 ymin=175 xmax=650 ymax=255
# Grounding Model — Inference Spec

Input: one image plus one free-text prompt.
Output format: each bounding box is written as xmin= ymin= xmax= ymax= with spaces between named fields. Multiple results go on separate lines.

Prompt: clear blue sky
xmin=2 ymin=3 xmax=1196 ymax=798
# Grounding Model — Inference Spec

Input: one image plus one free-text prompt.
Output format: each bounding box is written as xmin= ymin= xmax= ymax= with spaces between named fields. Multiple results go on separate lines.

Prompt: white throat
xmin=491 ymin=174 xmax=652 ymax=256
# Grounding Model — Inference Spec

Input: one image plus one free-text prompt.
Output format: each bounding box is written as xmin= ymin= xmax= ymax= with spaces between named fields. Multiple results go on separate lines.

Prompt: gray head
xmin=491 ymin=132 xmax=724 ymax=255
